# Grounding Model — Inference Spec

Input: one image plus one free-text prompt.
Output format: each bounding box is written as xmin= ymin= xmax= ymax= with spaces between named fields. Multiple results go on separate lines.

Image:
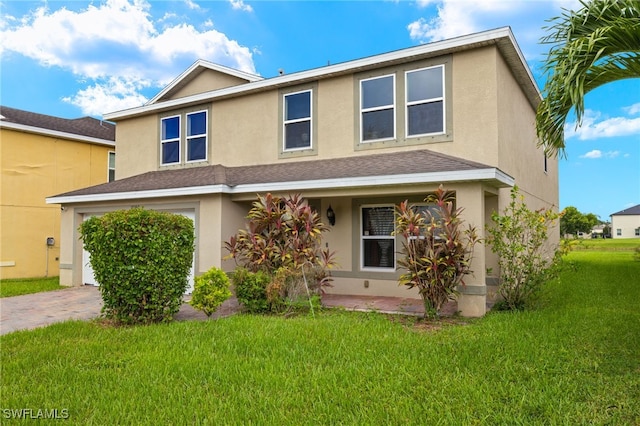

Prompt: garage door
xmin=82 ymin=211 xmax=195 ymax=294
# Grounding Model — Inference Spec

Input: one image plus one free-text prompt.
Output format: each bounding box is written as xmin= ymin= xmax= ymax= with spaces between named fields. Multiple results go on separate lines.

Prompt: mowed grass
xmin=0 ymin=276 xmax=63 ymax=298
xmin=1 ymin=252 xmax=639 ymax=424
xmin=573 ymin=237 xmax=640 ymax=251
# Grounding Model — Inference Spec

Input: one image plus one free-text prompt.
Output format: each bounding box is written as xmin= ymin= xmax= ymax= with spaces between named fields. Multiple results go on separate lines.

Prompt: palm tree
xmin=536 ymin=0 xmax=640 ymax=158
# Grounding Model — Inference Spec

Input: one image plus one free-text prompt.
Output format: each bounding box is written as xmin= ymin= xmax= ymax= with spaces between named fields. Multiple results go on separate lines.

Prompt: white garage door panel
xmin=82 ymin=211 xmax=195 ymax=294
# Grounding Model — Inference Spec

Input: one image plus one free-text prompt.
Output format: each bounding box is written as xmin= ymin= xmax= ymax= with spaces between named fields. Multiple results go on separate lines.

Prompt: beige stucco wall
xmin=167 ymin=70 xmax=252 ymax=101
xmin=611 ymin=214 xmax=640 ymax=238
xmin=114 ymin=114 xmax=157 ymax=179
xmin=1 ymin=128 xmax=113 ymax=279
xmin=111 ymin=47 xmax=511 ymax=176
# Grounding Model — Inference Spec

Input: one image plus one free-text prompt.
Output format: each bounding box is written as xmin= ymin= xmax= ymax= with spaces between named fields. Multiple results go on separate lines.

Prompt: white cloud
xmin=0 ymin=0 xmax=256 ymax=115
xmin=62 ymin=76 xmax=150 ymax=117
xmin=184 ymin=0 xmax=202 ymax=10
xmin=229 ymin=0 xmax=253 ymax=13
xmin=579 ymin=150 xmax=620 ymax=159
xmin=407 ymin=0 xmax=527 ymax=42
xmin=565 ymin=110 xmax=640 ymax=140
xmin=623 ymin=103 xmax=640 ymax=116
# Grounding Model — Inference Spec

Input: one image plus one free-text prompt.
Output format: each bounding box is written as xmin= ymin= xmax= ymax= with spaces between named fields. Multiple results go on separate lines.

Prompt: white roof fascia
xmin=45 ymin=168 xmax=513 ymax=205
xmin=146 ymin=60 xmax=263 ymax=106
xmin=0 ymin=121 xmax=115 ymax=147
xmin=105 ymin=27 xmax=526 ymax=121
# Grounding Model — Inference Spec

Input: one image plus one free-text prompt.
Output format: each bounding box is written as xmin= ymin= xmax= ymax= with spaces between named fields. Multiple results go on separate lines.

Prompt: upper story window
xmin=108 ymin=151 xmax=115 ymax=182
xmin=187 ymin=110 xmax=207 ymax=162
xmin=160 ymin=109 xmax=208 ymax=166
xmin=283 ymin=90 xmax=312 ymax=151
xmin=161 ymin=115 xmax=180 ymax=165
xmin=361 ymin=74 xmax=395 ymax=142
xmin=406 ymin=65 xmax=444 ymax=137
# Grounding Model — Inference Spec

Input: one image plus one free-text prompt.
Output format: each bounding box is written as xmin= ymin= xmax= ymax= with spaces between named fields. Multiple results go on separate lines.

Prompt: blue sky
xmin=1 ymin=0 xmax=638 ymax=220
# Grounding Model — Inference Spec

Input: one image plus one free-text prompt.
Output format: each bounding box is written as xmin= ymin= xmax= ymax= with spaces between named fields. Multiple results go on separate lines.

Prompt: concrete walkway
xmin=0 ymin=286 xmax=453 ymax=335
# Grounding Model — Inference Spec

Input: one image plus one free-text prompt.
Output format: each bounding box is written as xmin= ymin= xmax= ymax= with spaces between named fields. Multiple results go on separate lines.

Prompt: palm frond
xmin=536 ymin=0 xmax=640 ymax=158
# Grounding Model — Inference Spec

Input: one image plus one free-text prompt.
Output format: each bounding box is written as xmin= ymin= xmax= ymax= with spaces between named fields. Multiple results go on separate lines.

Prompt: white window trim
xmin=107 ymin=151 xmax=115 ymax=182
xmin=360 ymin=204 xmax=396 ymax=272
xmin=283 ymin=89 xmax=313 ymax=152
xmin=160 ymin=114 xmax=181 ymax=166
xmin=405 ymin=65 xmax=445 ymax=139
xmin=186 ymin=110 xmax=208 ymax=163
xmin=360 ymin=74 xmax=396 ymax=143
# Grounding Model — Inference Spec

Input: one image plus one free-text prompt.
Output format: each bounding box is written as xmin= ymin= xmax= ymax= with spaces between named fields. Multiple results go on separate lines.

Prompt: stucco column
xmin=455 ymin=185 xmax=486 ymax=317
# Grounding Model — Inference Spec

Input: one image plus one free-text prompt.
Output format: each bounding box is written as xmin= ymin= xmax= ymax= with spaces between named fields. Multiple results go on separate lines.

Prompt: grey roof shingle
xmin=611 ymin=204 xmax=640 ymax=216
xmin=51 ymin=149 xmax=500 ymax=198
xmin=0 ymin=106 xmax=115 ymax=141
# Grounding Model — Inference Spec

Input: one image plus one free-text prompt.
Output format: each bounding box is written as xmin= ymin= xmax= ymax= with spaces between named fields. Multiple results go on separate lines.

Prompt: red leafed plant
xmin=225 ymin=193 xmax=335 ymax=312
xmin=395 ymin=185 xmax=480 ymax=319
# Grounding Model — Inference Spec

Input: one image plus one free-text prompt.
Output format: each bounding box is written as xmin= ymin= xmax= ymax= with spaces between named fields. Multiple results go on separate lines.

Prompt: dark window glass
xmin=162 ymin=140 xmax=179 ymax=164
xmin=187 ymin=111 xmax=206 ymax=136
xmin=162 ymin=116 xmax=180 ymax=140
xmin=408 ymin=101 xmax=444 ymax=135
xmin=362 ymin=109 xmax=394 ymax=141
xmin=285 ymin=120 xmax=311 ymax=150
xmin=362 ymin=76 xmax=394 ymax=109
xmin=188 ymin=137 xmax=206 ymax=161
xmin=407 ymin=67 xmax=442 ymax=102
xmin=285 ymin=91 xmax=311 ymax=121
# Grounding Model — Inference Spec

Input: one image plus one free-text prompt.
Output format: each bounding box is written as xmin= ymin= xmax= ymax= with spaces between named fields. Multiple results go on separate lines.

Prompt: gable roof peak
xmin=146 ymin=59 xmax=263 ymax=106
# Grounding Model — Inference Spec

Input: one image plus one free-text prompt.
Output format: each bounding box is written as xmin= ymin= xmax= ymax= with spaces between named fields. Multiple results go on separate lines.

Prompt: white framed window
xmin=107 ymin=151 xmax=115 ymax=182
xmin=361 ymin=205 xmax=396 ymax=271
xmin=616 ymin=228 xmax=622 ymax=236
xmin=635 ymin=228 xmax=640 ymax=237
xmin=161 ymin=115 xmax=180 ymax=165
xmin=360 ymin=74 xmax=395 ymax=142
xmin=283 ymin=90 xmax=312 ymax=151
xmin=405 ymin=65 xmax=444 ymax=137
xmin=186 ymin=110 xmax=207 ymax=162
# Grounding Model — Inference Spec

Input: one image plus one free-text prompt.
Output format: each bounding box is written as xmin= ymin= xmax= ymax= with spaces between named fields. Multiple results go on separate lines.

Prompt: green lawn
xmin=572 ymin=237 xmax=640 ymax=251
xmin=1 ymin=252 xmax=639 ymax=424
xmin=0 ymin=277 xmax=63 ymax=298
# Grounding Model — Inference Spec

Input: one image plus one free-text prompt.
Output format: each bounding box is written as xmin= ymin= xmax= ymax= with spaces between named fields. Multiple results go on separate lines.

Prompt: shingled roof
xmin=48 ymin=149 xmax=513 ymax=203
xmin=611 ymin=204 xmax=640 ymax=216
xmin=0 ymin=106 xmax=115 ymax=141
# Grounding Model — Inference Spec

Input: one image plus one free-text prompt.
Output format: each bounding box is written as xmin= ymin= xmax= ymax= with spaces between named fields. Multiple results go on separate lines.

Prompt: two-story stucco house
xmin=610 ymin=204 xmax=640 ymax=238
xmin=1 ymin=106 xmax=115 ymax=279
xmin=46 ymin=27 xmax=558 ymax=317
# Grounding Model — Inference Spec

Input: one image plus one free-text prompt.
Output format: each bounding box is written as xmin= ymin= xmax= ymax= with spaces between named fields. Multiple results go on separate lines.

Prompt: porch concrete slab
xmin=321 ymin=294 xmax=458 ymax=317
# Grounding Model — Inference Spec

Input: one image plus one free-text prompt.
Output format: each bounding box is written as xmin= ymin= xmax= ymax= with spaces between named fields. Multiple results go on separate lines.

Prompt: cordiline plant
xmin=395 ymin=186 xmax=480 ymax=319
xmin=225 ymin=193 xmax=335 ymax=312
xmin=486 ymin=186 xmax=562 ymax=311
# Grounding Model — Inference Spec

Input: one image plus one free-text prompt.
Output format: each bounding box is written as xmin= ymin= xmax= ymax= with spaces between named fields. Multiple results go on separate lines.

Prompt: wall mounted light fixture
xmin=327 ymin=205 xmax=336 ymax=226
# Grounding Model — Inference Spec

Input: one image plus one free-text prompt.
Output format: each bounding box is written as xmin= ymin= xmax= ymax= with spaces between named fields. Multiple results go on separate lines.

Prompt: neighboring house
xmin=610 ymin=204 xmax=640 ymax=238
xmin=1 ymin=106 xmax=115 ymax=279
xmin=46 ymin=27 xmax=558 ymax=317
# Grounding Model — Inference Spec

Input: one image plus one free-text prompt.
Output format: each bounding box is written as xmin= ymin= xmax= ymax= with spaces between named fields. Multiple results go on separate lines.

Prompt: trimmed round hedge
xmin=80 ymin=208 xmax=194 ymax=324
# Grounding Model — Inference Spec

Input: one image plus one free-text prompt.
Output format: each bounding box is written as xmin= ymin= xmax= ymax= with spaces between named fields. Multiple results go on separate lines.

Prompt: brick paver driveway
xmin=0 ymin=286 xmax=240 ymax=335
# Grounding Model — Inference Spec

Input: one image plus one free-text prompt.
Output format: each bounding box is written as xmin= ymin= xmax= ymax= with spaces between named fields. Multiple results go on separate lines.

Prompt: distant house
xmin=0 ymin=106 xmax=115 ymax=279
xmin=46 ymin=27 xmax=558 ymax=317
xmin=610 ymin=204 xmax=640 ymax=239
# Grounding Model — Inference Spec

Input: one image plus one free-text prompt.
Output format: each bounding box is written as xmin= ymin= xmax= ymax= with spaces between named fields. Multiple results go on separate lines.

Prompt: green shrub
xmin=189 ymin=267 xmax=232 ymax=317
xmin=486 ymin=186 xmax=562 ymax=311
xmin=79 ymin=208 xmax=194 ymax=324
xmin=232 ymin=267 xmax=271 ymax=313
